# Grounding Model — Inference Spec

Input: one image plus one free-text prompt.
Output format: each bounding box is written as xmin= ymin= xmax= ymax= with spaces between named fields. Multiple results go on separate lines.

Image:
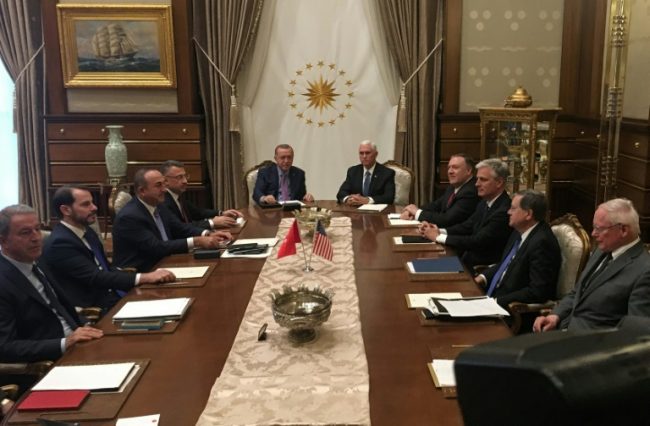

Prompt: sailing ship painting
xmin=76 ymin=20 xmax=161 ymax=73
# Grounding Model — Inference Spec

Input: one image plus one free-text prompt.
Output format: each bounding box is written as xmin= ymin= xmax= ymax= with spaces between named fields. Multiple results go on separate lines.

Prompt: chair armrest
xmin=79 ymin=307 xmax=103 ymax=324
xmin=507 ymin=301 xmax=558 ymax=334
xmin=1 ymin=384 xmax=19 ymax=400
xmin=0 ymin=360 xmax=53 ymax=377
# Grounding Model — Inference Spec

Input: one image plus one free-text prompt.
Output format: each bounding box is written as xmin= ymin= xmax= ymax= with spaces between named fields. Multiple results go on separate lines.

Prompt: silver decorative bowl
xmin=293 ymin=207 xmax=332 ymax=235
xmin=271 ymin=285 xmax=333 ymax=343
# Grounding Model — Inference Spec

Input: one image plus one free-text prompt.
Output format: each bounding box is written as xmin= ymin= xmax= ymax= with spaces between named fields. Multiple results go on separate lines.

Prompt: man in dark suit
xmin=419 ymin=158 xmax=512 ymax=270
xmin=0 ymin=204 xmax=102 ymax=363
xmin=42 ymin=186 xmax=175 ymax=312
xmin=336 ymin=140 xmax=395 ymax=205
xmin=253 ymin=144 xmax=314 ymax=205
xmin=534 ymin=198 xmax=650 ymax=332
xmin=113 ymin=168 xmax=232 ymax=272
xmin=160 ymin=160 xmax=243 ymax=229
xmin=475 ymin=190 xmax=561 ymax=309
xmin=400 ymin=153 xmax=479 ymax=227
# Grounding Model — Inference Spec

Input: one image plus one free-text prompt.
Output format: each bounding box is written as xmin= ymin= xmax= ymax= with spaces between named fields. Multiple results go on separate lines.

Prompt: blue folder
xmin=410 ymin=256 xmax=464 ymax=274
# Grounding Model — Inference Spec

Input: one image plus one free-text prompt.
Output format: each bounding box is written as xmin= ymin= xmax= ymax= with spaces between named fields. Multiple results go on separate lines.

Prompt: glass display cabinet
xmin=479 ymin=107 xmax=561 ymax=197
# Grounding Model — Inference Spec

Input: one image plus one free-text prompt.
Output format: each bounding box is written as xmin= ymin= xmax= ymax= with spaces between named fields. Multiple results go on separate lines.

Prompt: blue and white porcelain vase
xmin=104 ymin=125 xmax=127 ymax=180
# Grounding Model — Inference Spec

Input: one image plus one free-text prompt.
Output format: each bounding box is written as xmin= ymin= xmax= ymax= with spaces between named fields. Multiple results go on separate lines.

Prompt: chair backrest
xmin=551 ymin=213 xmax=591 ymax=298
xmin=243 ymin=160 xmax=274 ymax=204
xmin=383 ymin=160 xmax=414 ymax=206
xmin=108 ymin=184 xmax=133 ymax=218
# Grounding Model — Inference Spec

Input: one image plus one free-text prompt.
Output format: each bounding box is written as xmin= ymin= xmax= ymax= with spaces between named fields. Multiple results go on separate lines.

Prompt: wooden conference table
xmin=8 ymin=201 xmax=512 ymax=425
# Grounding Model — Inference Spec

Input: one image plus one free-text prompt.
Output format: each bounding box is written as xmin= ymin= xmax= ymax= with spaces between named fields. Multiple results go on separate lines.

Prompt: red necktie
xmin=447 ymin=191 xmax=456 ymax=207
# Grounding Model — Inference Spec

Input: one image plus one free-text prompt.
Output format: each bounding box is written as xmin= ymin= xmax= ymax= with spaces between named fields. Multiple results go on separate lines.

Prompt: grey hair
xmin=476 ymin=158 xmax=509 ymax=180
xmin=0 ymin=204 xmax=37 ymax=238
xmin=160 ymin=160 xmax=185 ymax=175
xmin=599 ymin=198 xmax=640 ymax=236
xmin=359 ymin=140 xmax=377 ymax=151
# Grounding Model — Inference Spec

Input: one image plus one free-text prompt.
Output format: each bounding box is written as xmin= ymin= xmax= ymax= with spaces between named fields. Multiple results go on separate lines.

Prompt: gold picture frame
xmin=56 ymin=4 xmax=176 ymax=88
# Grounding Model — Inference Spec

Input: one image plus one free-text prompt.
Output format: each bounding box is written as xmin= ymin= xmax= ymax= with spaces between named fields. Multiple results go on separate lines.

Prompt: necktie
xmin=582 ymin=253 xmax=612 ymax=292
xmin=32 ymin=265 xmax=77 ymax=329
xmin=84 ymin=229 xmax=110 ymax=271
xmin=486 ymin=237 xmax=521 ymax=296
xmin=362 ymin=171 xmax=371 ymax=196
xmin=280 ymin=173 xmax=289 ymax=201
xmin=153 ymin=208 xmax=169 ymax=241
xmin=84 ymin=229 xmax=126 ymax=298
xmin=178 ymin=196 xmax=190 ymax=223
xmin=447 ymin=191 xmax=456 ymax=207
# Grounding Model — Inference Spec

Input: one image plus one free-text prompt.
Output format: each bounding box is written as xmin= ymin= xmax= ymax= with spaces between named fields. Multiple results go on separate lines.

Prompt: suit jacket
xmin=42 ymin=223 xmax=136 ymax=310
xmin=0 ymin=256 xmax=81 ymax=362
xmin=253 ymin=165 xmax=307 ymax=204
xmin=336 ymin=163 xmax=396 ymax=204
xmin=483 ymin=222 xmax=561 ymax=308
xmin=553 ymin=241 xmax=650 ymax=331
xmin=112 ymin=198 xmax=205 ymax=272
xmin=445 ymin=191 xmax=512 ymax=269
xmin=418 ymin=177 xmax=479 ymax=227
xmin=163 ymin=191 xmax=219 ymax=230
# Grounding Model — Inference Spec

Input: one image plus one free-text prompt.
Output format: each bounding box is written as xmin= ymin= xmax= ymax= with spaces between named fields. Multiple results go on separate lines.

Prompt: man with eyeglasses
xmin=113 ymin=168 xmax=232 ymax=272
xmin=534 ymin=198 xmax=650 ymax=332
xmin=161 ymin=160 xmax=242 ymax=229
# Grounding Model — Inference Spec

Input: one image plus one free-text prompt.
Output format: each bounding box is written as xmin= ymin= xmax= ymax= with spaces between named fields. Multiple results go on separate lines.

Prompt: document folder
xmin=18 ymin=390 xmax=90 ymax=411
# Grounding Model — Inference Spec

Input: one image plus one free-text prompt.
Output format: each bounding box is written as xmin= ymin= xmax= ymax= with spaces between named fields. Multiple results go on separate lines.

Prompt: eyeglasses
xmin=165 ymin=173 xmax=190 ymax=181
xmin=592 ymin=223 xmax=621 ymax=234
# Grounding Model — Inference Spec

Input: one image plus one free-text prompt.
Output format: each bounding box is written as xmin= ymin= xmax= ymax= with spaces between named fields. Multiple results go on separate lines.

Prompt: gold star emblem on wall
xmin=287 ymin=60 xmax=355 ymax=129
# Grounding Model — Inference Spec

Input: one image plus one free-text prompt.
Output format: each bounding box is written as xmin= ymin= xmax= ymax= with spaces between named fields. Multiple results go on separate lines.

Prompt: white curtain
xmin=238 ymin=0 xmax=400 ymax=200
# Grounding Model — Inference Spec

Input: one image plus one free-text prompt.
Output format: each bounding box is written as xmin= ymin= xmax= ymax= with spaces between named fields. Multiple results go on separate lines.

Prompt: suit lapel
xmin=0 ymin=257 xmax=52 ymax=311
xmin=135 ymin=199 xmax=166 ymax=240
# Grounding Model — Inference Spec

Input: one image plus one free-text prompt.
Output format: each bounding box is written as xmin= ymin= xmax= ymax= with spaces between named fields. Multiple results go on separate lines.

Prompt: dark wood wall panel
xmin=50 ymin=164 xmax=203 ymax=184
xmin=49 ymin=142 xmax=201 ymax=162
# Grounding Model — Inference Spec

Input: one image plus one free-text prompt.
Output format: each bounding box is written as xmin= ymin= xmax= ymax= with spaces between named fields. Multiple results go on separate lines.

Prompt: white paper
xmin=279 ymin=200 xmax=305 ymax=206
xmin=221 ymin=238 xmax=279 ymax=259
xmin=113 ymin=297 xmax=192 ymax=321
xmin=33 ymin=362 xmax=135 ymax=391
xmin=387 ymin=213 xmax=401 ymax=219
xmin=406 ymin=293 xmax=462 ymax=309
xmin=388 ymin=218 xmax=420 ymax=226
xmin=236 ymin=217 xmax=246 ymax=225
xmin=357 ymin=204 xmax=388 ymax=212
xmin=163 ymin=266 xmax=209 ymax=279
xmin=431 ymin=359 xmax=456 ymax=387
xmin=117 ymin=414 xmax=160 ymax=426
xmin=438 ymin=298 xmax=510 ymax=317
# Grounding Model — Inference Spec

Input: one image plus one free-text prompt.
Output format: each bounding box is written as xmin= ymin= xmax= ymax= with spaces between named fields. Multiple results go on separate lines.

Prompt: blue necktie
xmin=153 ymin=208 xmax=169 ymax=241
xmin=362 ymin=171 xmax=371 ymax=196
xmin=84 ymin=229 xmax=110 ymax=271
xmin=84 ymin=229 xmax=126 ymax=297
xmin=487 ymin=237 xmax=521 ymax=296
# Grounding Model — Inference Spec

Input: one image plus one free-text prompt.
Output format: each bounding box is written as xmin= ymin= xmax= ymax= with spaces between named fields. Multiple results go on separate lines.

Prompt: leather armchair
xmin=383 ymin=160 xmax=414 ymax=206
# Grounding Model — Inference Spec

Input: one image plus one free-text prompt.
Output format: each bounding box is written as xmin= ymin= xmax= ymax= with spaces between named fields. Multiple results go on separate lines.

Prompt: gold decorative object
xmin=56 ymin=4 xmax=176 ymax=88
xmin=271 ymin=285 xmax=333 ymax=343
xmin=479 ymin=107 xmax=560 ymax=208
xmin=504 ymin=86 xmax=533 ymax=108
xmin=293 ymin=207 xmax=332 ymax=235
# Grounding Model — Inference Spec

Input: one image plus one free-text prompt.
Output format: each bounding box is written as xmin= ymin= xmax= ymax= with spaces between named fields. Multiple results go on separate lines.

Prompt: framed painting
xmin=56 ymin=4 xmax=176 ymax=88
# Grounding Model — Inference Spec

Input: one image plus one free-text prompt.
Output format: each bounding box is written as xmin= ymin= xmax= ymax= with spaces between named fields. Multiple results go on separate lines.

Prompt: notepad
xmin=113 ymin=297 xmax=192 ymax=322
xmin=428 ymin=359 xmax=456 ymax=387
xmin=163 ymin=266 xmax=209 ymax=279
xmin=407 ymin=256 xmax=464 ymax=274
xmin=33 ymin=362 xmax=135 ymax=391
xmin=436 ymin=297 xmax=510 ymax=317
xmin=18 ymin=390 xmax=90 ymax=411
xmin=357 ymin=204 xmax=387 ymax=212
xmin=405 ymin=292 xmax=462 ymax=309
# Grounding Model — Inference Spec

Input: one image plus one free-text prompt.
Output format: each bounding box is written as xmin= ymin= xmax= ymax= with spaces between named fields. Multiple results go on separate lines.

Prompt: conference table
xmin=6 ymin=201 xmax=512 ymax=425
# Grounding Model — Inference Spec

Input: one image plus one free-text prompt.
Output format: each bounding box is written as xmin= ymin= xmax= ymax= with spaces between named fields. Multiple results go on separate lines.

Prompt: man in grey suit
xmin=534 ymin=198 xmax=650 ymax=332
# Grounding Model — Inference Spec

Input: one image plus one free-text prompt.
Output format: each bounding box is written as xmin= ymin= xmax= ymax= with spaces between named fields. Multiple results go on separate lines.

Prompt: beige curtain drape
xmin=193 ymin=0 xmax=264 ymax=209
xmin=0 ymin=0 xmax=47 ymax=217
xmin=377 ymin=0 xmax=443 ymax=204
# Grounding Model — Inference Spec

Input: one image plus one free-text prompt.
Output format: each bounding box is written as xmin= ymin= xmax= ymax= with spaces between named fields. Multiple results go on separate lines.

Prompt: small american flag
xmin=312 ymin=220 xmax=333 ymax=261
